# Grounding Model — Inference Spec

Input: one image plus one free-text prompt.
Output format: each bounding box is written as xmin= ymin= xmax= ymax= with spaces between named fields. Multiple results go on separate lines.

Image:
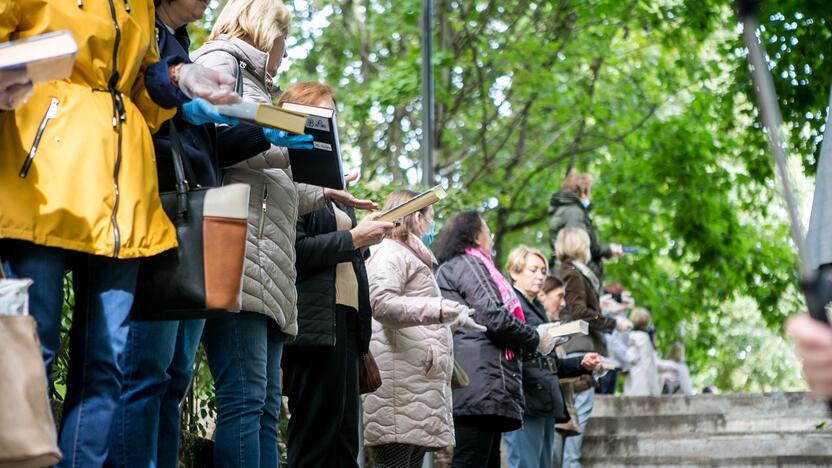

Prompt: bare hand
xmin=0 ymin=69 xmax=33 ymax=110
xmin=786 ymin=313 xmax=832 ymax=397
xmin=610 ymin=243 xmax=623 ymax=257
xmin=350 ymin=212 xmax=394 ymax=248
xmin=581 ymin=352 xmax=601 ymax=371
xmin=324 ymin=187 xmax=378 ymax=211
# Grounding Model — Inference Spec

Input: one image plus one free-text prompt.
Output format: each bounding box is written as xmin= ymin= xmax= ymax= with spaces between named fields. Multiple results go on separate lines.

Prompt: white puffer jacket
xmin=362 ymin=237 xmax=455 ymax=448
xmin=192 ymin=38 xmax=325 ymax=335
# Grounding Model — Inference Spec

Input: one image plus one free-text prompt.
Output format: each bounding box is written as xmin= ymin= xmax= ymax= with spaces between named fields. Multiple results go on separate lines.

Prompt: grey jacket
xmin=192 ymin=37 xmax=326 ymax=335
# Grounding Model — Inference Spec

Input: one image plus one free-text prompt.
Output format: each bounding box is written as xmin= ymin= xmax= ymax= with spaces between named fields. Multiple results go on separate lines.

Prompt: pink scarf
xmin=465 ymin=247 xmax=525 ymax=360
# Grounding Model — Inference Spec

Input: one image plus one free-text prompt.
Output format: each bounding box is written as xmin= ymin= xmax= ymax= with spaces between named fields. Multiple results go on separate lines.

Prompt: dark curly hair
xmin=432 ymin=211 xmax=484 ymax=265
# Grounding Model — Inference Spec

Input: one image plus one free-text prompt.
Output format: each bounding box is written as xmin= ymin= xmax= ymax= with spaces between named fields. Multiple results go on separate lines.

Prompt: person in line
xmin=192 ymin=3 xmax=377 ymax=465
xmin=282 ymin=195 xmax=394 ymax=467
xmin=623 ymin=308 xmax=660 ymax=396
xmin=548 ymin=173 xmax=622 ymax=280
xmin=107 ymin=0 xmax=317 ymax=465
xmin=597 ymin=284 xmax=633 ymax=395
xmin=556 ymin=228 xmax=631 ymax=468
xmin=0 ymin=1 xmax=237 ymax=464
xmin=363 ymin=190 xmax=485 ymax=468
xmin=657 ymin=342 xmax=693 ymax=395
xmin=502 ymin=246 xmax=601 ymax=468
xmin=432 ymin=212 xmax=559 ymax=468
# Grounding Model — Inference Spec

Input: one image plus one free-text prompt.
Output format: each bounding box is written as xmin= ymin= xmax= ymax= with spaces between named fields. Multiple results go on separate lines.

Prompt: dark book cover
xmin=286 ymin=108 xmax=346 ymax=190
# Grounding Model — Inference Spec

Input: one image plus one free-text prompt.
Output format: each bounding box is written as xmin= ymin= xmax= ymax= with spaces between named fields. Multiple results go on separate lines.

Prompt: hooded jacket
xmin=192 ymin=37 xmax=326 ymax=334
xmin=548 ymin=189 xmax=612 ymax=280
xmin=0 ymin=0 xmax=182 ymax=258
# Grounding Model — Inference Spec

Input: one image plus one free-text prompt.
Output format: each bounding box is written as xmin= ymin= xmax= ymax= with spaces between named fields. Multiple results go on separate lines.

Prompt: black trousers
xmin=282 ymin=305 xmax=360 ymax=468
xmin=451 ymin=416 xmax=503 ymax=468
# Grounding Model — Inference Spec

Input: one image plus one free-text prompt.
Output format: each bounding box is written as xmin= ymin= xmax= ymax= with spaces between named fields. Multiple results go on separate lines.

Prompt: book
xmin=376 ymin=185 xmax=448 ymax=223
xmin=0 ymin=30 xmax=77 ymax=83
xmin=546 ymin=320 xmax=589 ymax=338
xmin=280 ymin=101 xmax=346 ymax=190
xmin=215 ymin=101 xmax=307 ymax=134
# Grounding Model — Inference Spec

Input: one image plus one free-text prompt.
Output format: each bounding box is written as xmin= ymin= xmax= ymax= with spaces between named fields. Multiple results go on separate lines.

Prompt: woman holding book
xmin=501 ymin=245 xmax=599 ymax=468
xmin=433 ymin=212 xmax=561 ymax=468
xmin=362 ymin=190 xmax=485 ymax=468
xmin=191 ymin=1 xmax=376 ymax=465
xmin=0 ymin=0 xmax=240 ymax=465
xmin=557 ymin=227 xmax=631 ymax=467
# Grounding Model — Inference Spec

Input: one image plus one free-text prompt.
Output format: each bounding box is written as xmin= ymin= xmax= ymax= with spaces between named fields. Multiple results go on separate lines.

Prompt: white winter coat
xmin=623 ymin=330 xmax=661 ymax=396
xmin=362 ymin=237 xmax=455 ymax=448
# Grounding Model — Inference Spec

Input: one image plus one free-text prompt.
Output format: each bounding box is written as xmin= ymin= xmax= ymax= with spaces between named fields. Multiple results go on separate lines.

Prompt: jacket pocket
xmin=19 ymin=97 xmax=60 ymax=179
xmin=257 ymin=184 xmax=269 ymax=239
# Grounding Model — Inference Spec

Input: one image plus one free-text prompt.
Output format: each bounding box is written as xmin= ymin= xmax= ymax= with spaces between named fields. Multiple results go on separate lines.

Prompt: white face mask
xmin=581 ymin=198 xmax=591 ymax=208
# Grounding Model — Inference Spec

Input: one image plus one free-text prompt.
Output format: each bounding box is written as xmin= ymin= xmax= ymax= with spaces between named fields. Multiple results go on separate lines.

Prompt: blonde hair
xmin=561 ymin=173 xmax=593 ymax=198
xmin=555 ymin=227 xmax=590 ymax=264
xmin=630 ymin=307 xmax=651 ymax=330
xmin=381 ymin=189 xmax=428 ymax=242
xmin=210 ymin=0 xmax=292 ymax=51
xmin=666 ymin=342 xmax=685 ymax=362
xmin=505 ymin=245 xmax=548 ymax=283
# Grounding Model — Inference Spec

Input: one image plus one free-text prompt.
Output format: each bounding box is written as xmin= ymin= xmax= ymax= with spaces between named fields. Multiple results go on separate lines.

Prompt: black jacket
xmin=435 ymin=254 xmax=539 ymax=432
xmin=516 ymin=288 xmax=589 ymax=421
xmin=292 ymin=202 xmax=372 ymax=354
xmin=153 ymin=17 xmax=270 ymax=191
xmin=548 ymin=190 xmax=612 ymax=281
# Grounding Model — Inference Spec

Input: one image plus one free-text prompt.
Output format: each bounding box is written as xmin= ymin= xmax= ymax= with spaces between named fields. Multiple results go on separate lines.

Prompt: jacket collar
xmin=513 ymin=286 xmax=547 ymax=323
xmin=193 ymin=36 xmax=271 ymax=90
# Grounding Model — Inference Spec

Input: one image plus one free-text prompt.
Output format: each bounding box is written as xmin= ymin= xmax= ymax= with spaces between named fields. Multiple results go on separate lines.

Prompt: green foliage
xmin=181 ymin=0 xmax=824 ymax=396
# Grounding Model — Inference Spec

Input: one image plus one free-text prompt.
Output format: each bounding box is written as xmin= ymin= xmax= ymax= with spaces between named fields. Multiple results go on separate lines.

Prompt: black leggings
xmin=451 ymin=416 xmax=503 ymax=468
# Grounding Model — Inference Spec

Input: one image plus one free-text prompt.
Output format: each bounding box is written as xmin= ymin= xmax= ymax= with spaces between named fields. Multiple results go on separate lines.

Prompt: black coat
xmin=435 ymin=254 xmax=539 ymax=432
xmin=515 ymin=288 xmax=589 ymax=421
xmin=292 ymin=202 xmax=372 ymax=354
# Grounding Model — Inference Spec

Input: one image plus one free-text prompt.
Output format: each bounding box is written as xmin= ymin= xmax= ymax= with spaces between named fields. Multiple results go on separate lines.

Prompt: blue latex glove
xmin=180 ymin=98 xmax=239 ymax=126
xmin=263 ymin=128 xmax=314 ymax=149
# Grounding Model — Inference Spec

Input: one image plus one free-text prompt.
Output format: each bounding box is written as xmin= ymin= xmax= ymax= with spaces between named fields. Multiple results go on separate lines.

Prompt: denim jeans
xmin=561 ymin=353 xmax=595 ymax=468
xmin=504 ymin=416 xmax=557 ymax=468
xmin=107 ymin=318 xmax=205 ymax=468
xmin=203 ymin=312 xmax=284 ymax=468
xmin=1 ymin=240 xmax=138 ymax=468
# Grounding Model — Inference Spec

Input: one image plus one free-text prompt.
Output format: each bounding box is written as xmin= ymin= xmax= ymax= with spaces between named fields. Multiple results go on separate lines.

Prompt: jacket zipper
xmin=18 ymin=98 xmax=59 ymax=179
xmin=257 ymin=185 xmax=268 ymax=239
xmin=106 ymin=0 xmax=125 ymax=258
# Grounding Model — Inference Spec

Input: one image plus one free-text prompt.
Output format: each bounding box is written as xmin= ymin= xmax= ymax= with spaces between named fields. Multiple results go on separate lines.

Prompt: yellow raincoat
xmin=0 ymin=0 xmax=177 ymax=258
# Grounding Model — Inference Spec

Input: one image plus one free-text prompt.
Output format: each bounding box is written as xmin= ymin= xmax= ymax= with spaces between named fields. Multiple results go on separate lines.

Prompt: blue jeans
xmin=203 ymin=312 xmax=284 ymax=468
xmin=1 ymin=240 xmax=138 ymax=468
xmin=107 ymin=318 xmax=205 ymax=467
xmin=561 ymin=353 xmax=595 ymax=468
xmin=504 ymin=416 xmax=557 ymax=468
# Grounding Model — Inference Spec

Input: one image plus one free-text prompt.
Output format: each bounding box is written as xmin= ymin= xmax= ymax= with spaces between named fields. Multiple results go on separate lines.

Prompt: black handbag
xmin=131 ymin=125 xmax=250 ymax=320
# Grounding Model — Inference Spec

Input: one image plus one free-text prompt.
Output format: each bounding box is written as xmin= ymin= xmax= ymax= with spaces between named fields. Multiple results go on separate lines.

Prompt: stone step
xmin=581 ymin=431 xmax=832 ymax=459
xmin=591 ymin=392 xmax=827 ymax=418
xmin=585 ymin=413 xmax=832 ymax=435
xmin=581 ymin=455 xmax=832 ymax=467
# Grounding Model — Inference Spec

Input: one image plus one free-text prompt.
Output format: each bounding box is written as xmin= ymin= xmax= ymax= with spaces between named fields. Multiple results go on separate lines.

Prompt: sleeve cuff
xmin=146 ymin=55 xmax=191 ymax=109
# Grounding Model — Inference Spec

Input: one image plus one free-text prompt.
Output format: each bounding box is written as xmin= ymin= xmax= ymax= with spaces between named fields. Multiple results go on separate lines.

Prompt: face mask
xmin=420 ymin=221 xmax=435 ymax=246
xmin=581 ymin=199 xmax=591 ymax=208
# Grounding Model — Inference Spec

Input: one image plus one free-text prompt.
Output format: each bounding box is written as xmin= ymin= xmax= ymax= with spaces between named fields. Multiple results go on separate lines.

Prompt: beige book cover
xmin=376 ymin=185 xmax=448 ymax=222
xmin=0 ymin=30 xmax=77 ymax=83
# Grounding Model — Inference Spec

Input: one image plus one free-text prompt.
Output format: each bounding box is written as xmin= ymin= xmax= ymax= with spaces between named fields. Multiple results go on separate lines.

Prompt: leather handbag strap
xmin=168 ymin=124 xmax=198 ymax=219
